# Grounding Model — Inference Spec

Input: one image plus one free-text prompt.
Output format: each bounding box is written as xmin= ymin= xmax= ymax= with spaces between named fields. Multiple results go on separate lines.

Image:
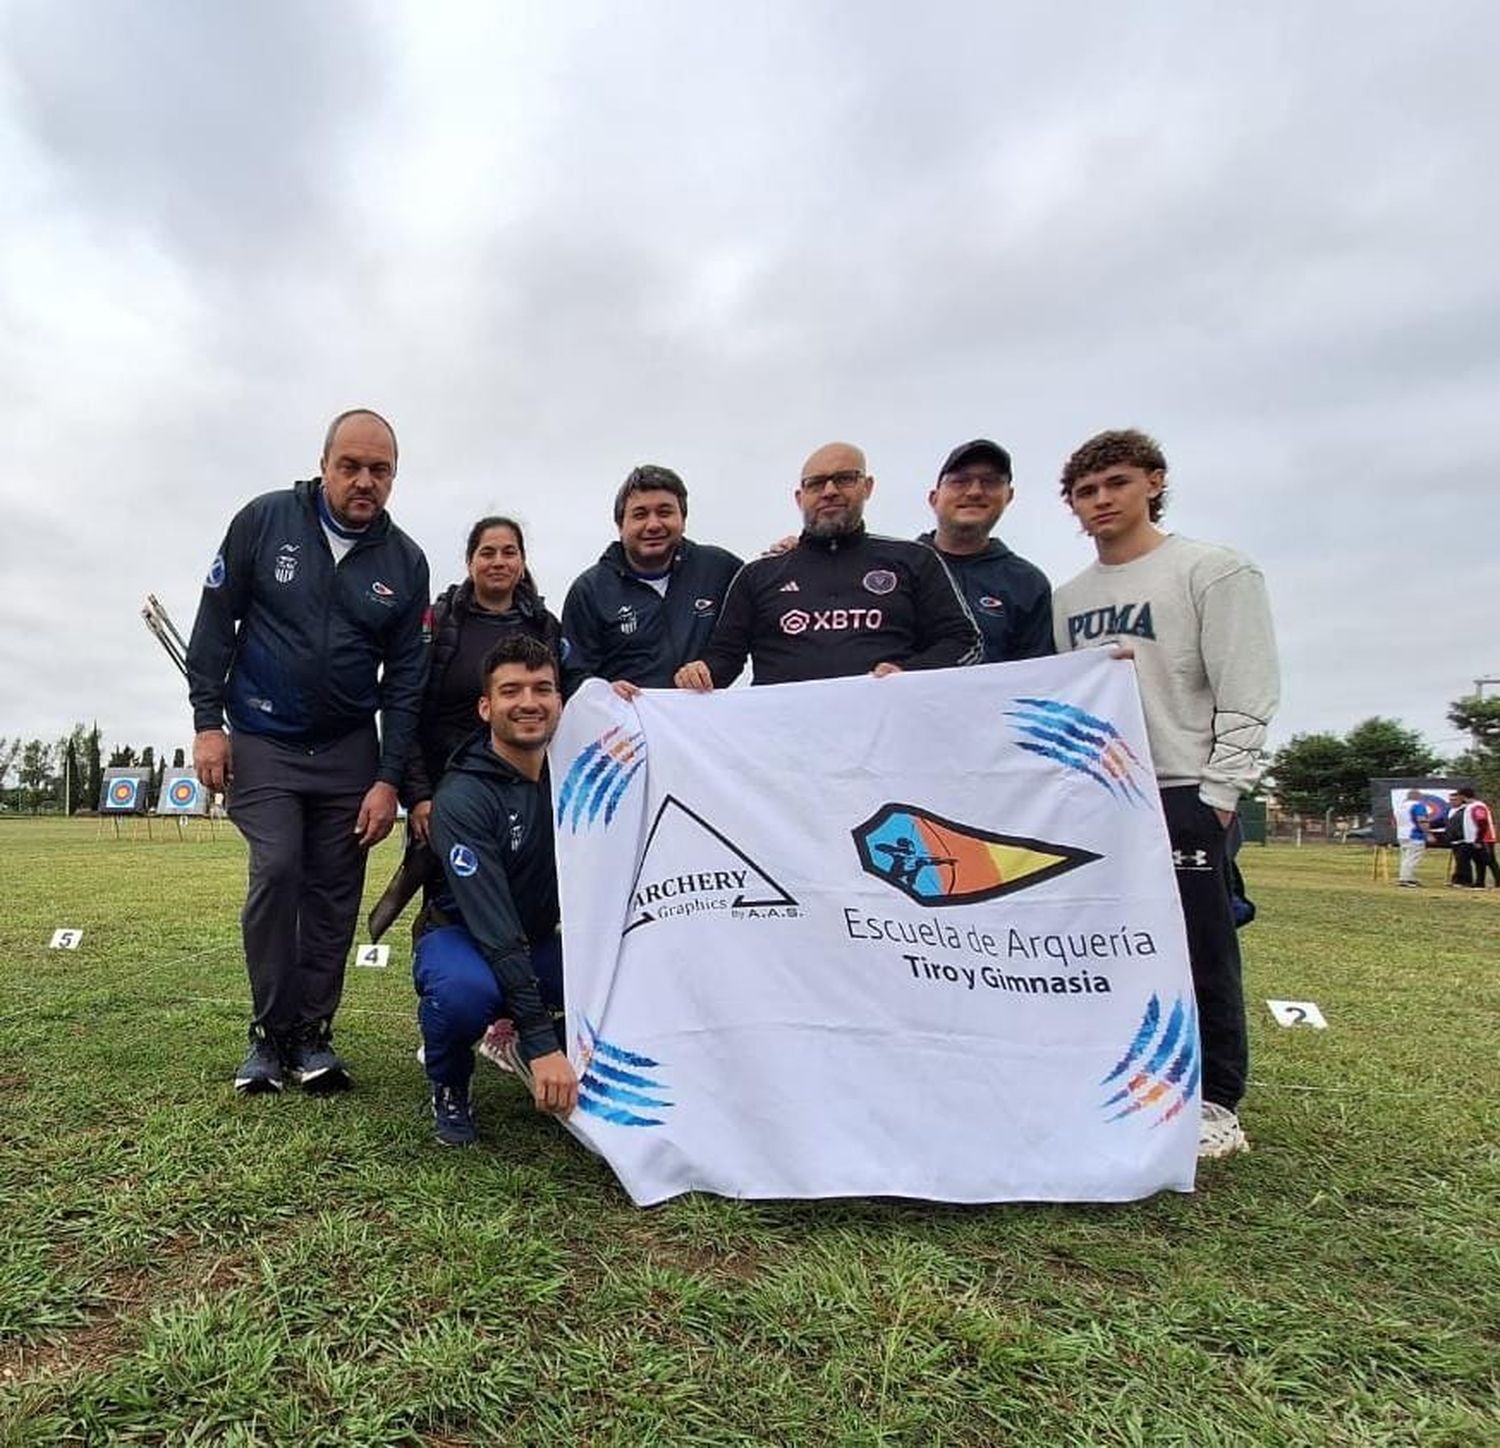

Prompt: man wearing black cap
xmin=674 ymin=441 xmax=981 ymax=689
xmin=920 ymin=440 xmax=1053 ymax=663
xmin=561 ymin=465 xmax=742 ymax=698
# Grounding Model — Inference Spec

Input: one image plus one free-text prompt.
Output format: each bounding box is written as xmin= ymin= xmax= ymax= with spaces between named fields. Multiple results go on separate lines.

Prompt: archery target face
xmin=157 ymin=770 xmax=208 ymax=815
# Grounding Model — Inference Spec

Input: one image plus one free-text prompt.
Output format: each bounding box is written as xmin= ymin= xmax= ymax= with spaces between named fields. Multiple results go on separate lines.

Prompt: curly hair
xmin=1059 ymin=429 xmax=1168 ymax=522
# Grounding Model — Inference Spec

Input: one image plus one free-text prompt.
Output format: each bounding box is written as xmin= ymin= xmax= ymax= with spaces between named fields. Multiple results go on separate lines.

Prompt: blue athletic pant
xmin=413 ymin=925 xmax=564 ymax=1088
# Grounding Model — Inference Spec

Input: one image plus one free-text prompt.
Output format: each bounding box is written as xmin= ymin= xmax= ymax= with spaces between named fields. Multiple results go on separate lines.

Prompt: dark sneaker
xmin=234 ymin=1027 xmax=284 ymax=1094
xmin=431 ymin=1085 xmax=477 ymax=1147
xmin=288 ymin=1020 xmax=352 ymax=1093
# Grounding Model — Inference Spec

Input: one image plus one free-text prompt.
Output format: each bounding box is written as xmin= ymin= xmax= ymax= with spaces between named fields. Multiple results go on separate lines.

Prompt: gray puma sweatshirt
xmin=1052 ymin=535 xmax=1280 ymax=812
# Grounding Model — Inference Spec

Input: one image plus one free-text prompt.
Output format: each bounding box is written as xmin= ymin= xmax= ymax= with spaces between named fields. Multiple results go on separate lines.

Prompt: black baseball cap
xmin=938 ymin=439 xmax=1012 ymax=479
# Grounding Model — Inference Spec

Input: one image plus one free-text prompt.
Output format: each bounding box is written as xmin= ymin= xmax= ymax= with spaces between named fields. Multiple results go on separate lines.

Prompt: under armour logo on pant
xmin=1173 ymin=849 xmax=1211 ymax=870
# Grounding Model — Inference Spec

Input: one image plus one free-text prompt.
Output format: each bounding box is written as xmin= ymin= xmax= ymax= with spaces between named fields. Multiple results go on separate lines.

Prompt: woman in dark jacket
xmin=404 ymin=515 xmax=578 ymax=839
xmin=370 ymin=517 xmax=578 ymax=943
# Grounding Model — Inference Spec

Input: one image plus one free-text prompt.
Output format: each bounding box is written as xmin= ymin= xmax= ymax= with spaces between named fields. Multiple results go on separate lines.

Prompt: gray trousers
xmin=1397 ymin=839 xmax=1425 ymax=883
xmin=228 ymin=726 xmax=378 ymax=1033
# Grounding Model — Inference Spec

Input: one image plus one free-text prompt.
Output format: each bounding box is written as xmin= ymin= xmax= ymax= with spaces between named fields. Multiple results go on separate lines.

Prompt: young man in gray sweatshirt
xmin=1052 ymin=430 xmax=1279 ymax=1159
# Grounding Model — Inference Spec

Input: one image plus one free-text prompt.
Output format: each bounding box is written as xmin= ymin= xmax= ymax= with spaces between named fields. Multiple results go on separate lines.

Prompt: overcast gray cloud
xmin=2 ymin=0 xmax=1495 ymax=770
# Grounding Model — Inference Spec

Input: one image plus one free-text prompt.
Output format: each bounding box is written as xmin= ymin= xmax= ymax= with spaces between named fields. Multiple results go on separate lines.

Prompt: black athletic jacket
xmin=916 ymin=531 xmax=1054 ymax=663
xmin=699 ymin=526 xmax=983 ymax=687
xmin=428 ymin=734 xmax=560 ymax=1063
xmin=186 ymin=479 xmax=430 ymax=785
xmin=561 ymin=538 xmax=742 ymax=688
xmin=401 ymin=577 xmax=579 ymax=808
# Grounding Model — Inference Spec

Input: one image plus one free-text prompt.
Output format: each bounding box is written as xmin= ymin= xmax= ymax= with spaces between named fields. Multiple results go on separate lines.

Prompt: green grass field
xmin=0 ymin=820 xmax=1495 ymax=1446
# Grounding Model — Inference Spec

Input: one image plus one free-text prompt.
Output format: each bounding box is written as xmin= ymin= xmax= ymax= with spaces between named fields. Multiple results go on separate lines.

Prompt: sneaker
xmin=287 ymin=1020 xmax=352 ymax=1093
xmin=234 ymin=1027 xmax=284 ymax=1094
xmin=1199 ymin=1102 xmax=1250 ymax=1159
xmin=431 ymin=1084 xmax=477 ymax=1147
xmin=479 ymin=1018 xmax=534 ymax=1089
xmin=477 ymin=1018 xmax=522 ymax=1076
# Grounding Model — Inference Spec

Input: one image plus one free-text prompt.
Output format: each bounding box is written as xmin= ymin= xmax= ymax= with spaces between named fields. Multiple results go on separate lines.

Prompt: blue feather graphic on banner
xmin=1101 ymin=994 xmax=1198 ymax=1126
xmin=1102 ymin=993 xmax=1161 ymax=1083
xmin=580 ymin=1073 xmax=672 ymax=1111
xmin=1007 ymin=697 xmax=1150 ymax=804
xmin=589 ymin=1059 xmax=664 ymax=1091
xmin=1142 ymin=997 xmax=1186 ymax=1076
xmin=577 ymin=1020 xmax=672 ymax=1128
xmin=557 ymin=727 xmax=646 ymax=833
xmin=601 ymin=760 xmax=645 ymax=824
xmin=577 ymin=1098 xmax=665 ymax=1128
xmin=590 ymin=1034 xmax=662 ymax=1070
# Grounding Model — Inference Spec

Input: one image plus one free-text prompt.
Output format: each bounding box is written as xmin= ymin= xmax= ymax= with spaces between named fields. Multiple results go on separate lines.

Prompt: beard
xmin=803 ymin=509 xmax=861 ymax=540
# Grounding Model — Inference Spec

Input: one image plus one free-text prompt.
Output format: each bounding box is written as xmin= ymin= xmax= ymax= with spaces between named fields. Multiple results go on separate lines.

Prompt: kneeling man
xmin=416 ymin=634 xmax=579 ymax=1145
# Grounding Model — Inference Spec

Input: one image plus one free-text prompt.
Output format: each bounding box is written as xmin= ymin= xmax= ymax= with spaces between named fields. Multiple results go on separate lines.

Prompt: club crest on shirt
xmin=616 ymin=605 xmax=639 ymax=636
xmin=862 ymin=569 xmax=897 ymax=596
xmin=274 ymin=552 xmax=298 ymax=584
xmin=977 ymin=595 xmax=1006 ymax=613
xmin=449 ymin=843 xmax=479 ymax=878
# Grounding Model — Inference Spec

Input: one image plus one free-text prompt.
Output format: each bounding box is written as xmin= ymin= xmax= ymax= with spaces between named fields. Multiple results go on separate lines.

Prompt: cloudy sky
xmin=1 ymin=0 xmax=1494 ymax=766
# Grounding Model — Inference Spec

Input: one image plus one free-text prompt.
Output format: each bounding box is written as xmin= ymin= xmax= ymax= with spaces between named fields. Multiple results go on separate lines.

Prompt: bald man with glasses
xmin=675 ymin=441 xmax=982 ymax=690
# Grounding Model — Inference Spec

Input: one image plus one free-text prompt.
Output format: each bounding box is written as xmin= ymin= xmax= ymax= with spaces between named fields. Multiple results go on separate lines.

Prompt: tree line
xmin=4 ymin=693 xmax=1498 ymax=821
xmin=1269 ymin=695 xmax=1500 ymax=819
xmin=0 ymin=725 xmax=187 ymax=814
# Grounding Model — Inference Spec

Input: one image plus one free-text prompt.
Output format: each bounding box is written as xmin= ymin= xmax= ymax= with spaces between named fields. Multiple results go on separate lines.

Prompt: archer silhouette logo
xmin=852 ymin=803 xmax=1099 ymax=908
xmin=624 ymin=795 xmax=799 ymax=933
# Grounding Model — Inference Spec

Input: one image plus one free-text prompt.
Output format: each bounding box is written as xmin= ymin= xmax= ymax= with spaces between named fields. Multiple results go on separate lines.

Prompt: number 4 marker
xmin=355 ymin=944 xmax=390 ymax=969
xmin=1266 ymin=999 xmax=1327 ymax=1029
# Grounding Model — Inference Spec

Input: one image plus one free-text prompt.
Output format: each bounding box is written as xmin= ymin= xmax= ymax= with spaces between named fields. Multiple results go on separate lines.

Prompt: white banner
xmin=551 ymin=653 xmax=1198 ymax=1206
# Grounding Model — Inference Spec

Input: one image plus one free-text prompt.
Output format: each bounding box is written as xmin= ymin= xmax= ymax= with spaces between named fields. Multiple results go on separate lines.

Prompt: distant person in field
xmin=186 ymin=409 xmax=430 ymax=1095
xmin=1458 ymin=786 xmax=1498 ymax=888
xmin=1442 ymin=791 xmax=1472 ymax=887
xmin=415 ymin=635 xmax=578 ymax=1147
xmin=1396 ymin=789 xmax=1433 ymax=889
xmin=1052 ymin=428 xmax=1279 ymax=1161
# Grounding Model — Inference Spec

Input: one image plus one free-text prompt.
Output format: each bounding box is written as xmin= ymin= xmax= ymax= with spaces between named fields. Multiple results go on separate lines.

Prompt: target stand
xmin=157 ymin=769 xmax=217 ymax=840
xmin=97 ymin=768 xmax=154 ymax=840
xmin=1370 ymin=845 xmax=1392 ymax=882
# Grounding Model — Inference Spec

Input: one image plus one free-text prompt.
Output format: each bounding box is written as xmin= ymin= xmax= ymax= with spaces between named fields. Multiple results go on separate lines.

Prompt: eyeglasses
xmin=938 ymin=470 xmax=1010 ymax=492
xmin=799 ymin=471 xmax=867 ymax=493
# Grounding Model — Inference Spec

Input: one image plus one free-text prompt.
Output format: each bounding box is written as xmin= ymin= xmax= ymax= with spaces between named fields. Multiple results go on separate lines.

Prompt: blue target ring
xmin=170 ymin=779 xmax=197 ymax=806
xmin=110 ymin=780 xmax=138 ymax=807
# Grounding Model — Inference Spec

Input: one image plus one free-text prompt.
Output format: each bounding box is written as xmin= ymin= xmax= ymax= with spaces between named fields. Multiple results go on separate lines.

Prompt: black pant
xmin=228 ymin=726 xmax=378 ymax=1034
xmin=1475 ymin=843 xmax=1500 ymax=887
xmin=1450 ymin=842 xmax=1475 ymax=887
xmin=1162 ymin=787 xmax=1246 ymax=1110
